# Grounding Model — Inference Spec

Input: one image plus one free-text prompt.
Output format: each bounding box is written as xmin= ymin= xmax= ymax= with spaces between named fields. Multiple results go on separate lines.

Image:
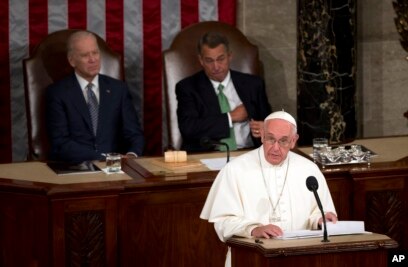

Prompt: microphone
xmin=200 ymin=137 xmax=230 ymax=162
xmin=306 ymin=176 xmax=329 ymax=242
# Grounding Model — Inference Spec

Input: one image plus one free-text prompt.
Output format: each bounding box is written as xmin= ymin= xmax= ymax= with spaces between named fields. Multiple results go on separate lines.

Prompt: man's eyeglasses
xmin=263 ymin=136 xmax=292 ymax=148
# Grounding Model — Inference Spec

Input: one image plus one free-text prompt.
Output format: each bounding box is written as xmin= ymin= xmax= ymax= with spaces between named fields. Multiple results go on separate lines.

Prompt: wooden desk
xmin=296 ymin=136 xmax=408 ymax=250
xmin=0 ymin=136 xmax=407 ymax=267
xmin=0 ymin=152 xmax=230 ymax=267
xmin=227 ymin=233 xmax=397 ymax=267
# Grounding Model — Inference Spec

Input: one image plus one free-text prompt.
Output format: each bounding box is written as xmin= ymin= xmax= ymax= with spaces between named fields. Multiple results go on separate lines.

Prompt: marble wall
xmin=236 ymin=0 xmax=408 ymax=139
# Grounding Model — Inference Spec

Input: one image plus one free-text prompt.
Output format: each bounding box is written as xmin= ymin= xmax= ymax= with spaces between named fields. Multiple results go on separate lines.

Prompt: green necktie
xmin=217 ymin=84 xmax=237 ymax=151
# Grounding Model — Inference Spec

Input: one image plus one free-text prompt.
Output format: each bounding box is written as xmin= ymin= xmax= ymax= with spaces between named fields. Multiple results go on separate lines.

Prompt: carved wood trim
xmin=365 ymin=190 xmax=404 ymax=245
xmin=65 ymin=211 xmax=106 ymax=267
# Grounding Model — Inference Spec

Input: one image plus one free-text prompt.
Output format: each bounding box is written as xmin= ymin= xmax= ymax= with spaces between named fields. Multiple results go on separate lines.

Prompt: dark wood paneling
xmin=52 ymin=196 xmax=118 ymax=267
xmin=0 ymin=192 xmax=49 ymax=267
xmin=0 ymin=148 xmax=407 ymax=266
xmin=118 ymin=187 xmax=227 ymax=267
xmin=228 ymin=234 xmax=397 ymax=267
xmin=231 ymin=246 xmax=390 ymax=267
xmin=325 ymin=173 xmax=354 ymax=220
xmin=352 ymin=171 xmax=408 ymax=249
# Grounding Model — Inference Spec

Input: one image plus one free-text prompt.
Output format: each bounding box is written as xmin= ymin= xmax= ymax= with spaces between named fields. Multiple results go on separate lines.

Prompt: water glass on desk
xmin=106 ymin=153 xmax=121 ymax=172
xmin=313 ymin=138 xmax=328 ymax=162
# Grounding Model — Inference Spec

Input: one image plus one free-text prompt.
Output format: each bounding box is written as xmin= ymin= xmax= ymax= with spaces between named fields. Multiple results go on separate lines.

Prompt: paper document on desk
xmin=276 ymin=221 xmax=369 ymax=240
xmin=200 ymin=157 xmax=235 ymax=170
xmin=275 ymin=230 xmax=323 ymax=240
xmin=325 ymin=220 xmax=368 ymax=235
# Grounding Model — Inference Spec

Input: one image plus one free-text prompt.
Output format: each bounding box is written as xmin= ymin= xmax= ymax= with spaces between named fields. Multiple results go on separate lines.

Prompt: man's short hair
xmin=197 ymin=32 xmax=230 ymax=54
xmin=67 ymin=30 xmax=97 ymax=56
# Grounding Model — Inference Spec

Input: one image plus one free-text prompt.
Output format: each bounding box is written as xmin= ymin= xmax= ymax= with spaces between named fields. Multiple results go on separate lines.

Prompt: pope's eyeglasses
xmin=263 ymin=136 xmax=291 ymax=148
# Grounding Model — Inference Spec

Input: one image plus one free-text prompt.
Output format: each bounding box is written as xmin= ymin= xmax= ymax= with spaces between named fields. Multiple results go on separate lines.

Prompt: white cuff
xmin=227 ymin=112 xmax=232 ymax=128
xmin=126 ymin=152 xmax=138 ymax=157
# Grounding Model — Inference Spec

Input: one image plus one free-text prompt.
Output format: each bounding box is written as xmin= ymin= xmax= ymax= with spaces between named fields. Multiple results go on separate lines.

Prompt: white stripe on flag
xmin=161 ymin=0 xmax=182 ymax=147
xmin=200 ymin=0 xmax=218 ymax=21
xmin=88 ymin=0 xmax=105 ymax=39
xmin=48 ymin=0 xmax=68 ymax=33
xmin=124 ymin=0 xmax=144 ymax=124
xmin=161 ymin=0 xmax=181 ymax=51
xmin=10 ymin=0 xmax=29 ymax=161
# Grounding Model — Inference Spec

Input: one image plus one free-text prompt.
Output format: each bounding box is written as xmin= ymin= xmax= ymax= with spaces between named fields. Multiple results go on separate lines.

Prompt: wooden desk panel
xmin=51 ymin=196 xmax=119 ymax=267
xmin=118 ymin=187 xmax=227 ymax=267
xmin=0 ymin=192 xmax=49 ymax=267
xmin=0 ymin=136 xmax=407 ymax=266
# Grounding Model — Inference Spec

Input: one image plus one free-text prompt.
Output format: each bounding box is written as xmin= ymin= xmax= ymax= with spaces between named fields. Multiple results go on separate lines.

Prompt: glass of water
xmin=313 ymin=138 xmax=328 ymax=162
xmin=351 ymin=144 xmax=366 ymax=162
xmin=106 ymin=153 xmax=121 ymax=172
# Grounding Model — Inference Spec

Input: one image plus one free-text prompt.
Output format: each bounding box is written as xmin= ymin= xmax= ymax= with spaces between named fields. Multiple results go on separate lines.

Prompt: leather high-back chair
xmin=23 ymin=29 xmax=123 ymax=161
xmin=163 ymin=21 xmax=262 ymax=150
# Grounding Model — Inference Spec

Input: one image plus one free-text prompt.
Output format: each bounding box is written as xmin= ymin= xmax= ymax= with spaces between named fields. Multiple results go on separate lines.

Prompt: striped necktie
xmin=86 ymin=83 xmax=98 ymax=136
xmin=217 ymin=84 xmax=237 ymax=151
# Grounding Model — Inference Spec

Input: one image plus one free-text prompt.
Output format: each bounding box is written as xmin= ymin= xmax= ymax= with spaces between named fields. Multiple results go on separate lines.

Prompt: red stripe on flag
xmin=28 ymin=0 xmax=48 ymax=53
xmin=106 ymin=0 xmax=124 ymax=76
xmin=0 ymin=0 xmax=12 ymax=162
xmin=181 ymin=0 xmax=199 ymax=28
xmin=218 ymin=0 xmax=237 ymax=26
xmin=143 ymin=0 xmax=163 ymax=155
xmin=68 ymin=0 xmax=87 ymax=29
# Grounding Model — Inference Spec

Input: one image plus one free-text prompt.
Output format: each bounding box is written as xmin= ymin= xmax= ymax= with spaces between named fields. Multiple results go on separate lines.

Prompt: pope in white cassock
xmin=200 ymin=111 xmax=338 ymax=267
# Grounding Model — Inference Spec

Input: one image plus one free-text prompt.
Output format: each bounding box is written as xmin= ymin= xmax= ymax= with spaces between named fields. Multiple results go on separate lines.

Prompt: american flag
xmin=0 ymin=0 xmax=236 ymax=162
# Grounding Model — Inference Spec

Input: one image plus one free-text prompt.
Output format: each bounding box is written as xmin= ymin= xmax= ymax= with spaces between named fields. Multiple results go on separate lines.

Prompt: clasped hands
xmin=251 ymin=212 xmax=338 ymax=239
xmin=229 ymin=104 xmax=263 ymax=138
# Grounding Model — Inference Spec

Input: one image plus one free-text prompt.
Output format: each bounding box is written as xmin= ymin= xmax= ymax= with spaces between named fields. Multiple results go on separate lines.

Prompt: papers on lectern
xmin=275 ymin=221 xmax=369 ymax=240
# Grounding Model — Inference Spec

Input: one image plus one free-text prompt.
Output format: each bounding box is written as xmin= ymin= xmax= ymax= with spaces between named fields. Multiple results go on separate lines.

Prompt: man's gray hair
xmin=197 ymin=32 xmax=230 ymax=55
xmin=67 ymin=30 xmax=98 ymax=56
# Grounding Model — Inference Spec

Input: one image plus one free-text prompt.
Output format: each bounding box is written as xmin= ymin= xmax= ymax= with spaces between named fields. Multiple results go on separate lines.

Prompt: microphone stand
xmin=219 ymin=143 xmax=230 ymax=163
xmin=312 ymin=190 xmax=329 ymax=242
xmin=200 ymin=137 xmax=230 ymax=163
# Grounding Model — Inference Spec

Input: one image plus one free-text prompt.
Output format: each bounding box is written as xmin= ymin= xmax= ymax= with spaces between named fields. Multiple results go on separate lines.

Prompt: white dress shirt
xmin=76 ymin=73 xmax=100 ymax=103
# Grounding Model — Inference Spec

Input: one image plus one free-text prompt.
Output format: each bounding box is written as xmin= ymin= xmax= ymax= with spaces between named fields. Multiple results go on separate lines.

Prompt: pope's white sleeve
xmin=200 ymin=165 xmax=261 ymax=242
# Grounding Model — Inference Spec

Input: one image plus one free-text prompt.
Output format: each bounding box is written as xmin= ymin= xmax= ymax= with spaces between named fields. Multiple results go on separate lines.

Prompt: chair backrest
xmin=163 ymin=21 xmax=262 ymax=150
xmin=23 ymin=29 xmax=123 ymax=161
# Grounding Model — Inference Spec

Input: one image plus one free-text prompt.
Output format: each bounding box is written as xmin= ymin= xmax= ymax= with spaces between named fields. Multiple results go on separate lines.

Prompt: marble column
xmin=297 ymin=0 xmax=357 ymax=145
xmin=393 ymin=0 xmax=408 ymax=121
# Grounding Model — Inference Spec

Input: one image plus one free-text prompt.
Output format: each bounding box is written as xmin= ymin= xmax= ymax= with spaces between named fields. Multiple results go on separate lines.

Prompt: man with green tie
xmin=176 ymin=31 xmax=272 ymax=152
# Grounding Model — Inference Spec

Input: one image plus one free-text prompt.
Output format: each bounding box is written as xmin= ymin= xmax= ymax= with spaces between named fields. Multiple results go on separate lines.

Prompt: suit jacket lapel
xmin=230 ymin=71 xmax=245 ymax=102
xmin=197 ymin=71 xmax=222 ymax=113
xmin=68 ymin=74 xmax=95 ymax=134
xmin=230 ymin=70 xmax=252 ymax=115
xmin=98 ymin=76 xmax=112 ymax=131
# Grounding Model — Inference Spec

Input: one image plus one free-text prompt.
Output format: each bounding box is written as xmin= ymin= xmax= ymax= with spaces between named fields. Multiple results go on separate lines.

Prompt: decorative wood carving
xmin=65 ymin=211 xmax=106 ymax=267
xmin=365 ymin=190 xmax=403 ymax=245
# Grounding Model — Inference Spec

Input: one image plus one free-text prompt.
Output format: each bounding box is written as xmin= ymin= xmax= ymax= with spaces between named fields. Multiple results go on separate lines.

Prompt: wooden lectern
xmin=227 ymin=233 xmax=397 ymax=267
xmin=0 ymin=136 xmax=406 ymax=266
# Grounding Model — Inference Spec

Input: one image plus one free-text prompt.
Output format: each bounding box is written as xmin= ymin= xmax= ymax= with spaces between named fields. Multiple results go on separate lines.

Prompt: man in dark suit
xmin=46 ymin=30 xmax=144 ymax=162
xmin=176 ymin=32 xmax=271 ymax=152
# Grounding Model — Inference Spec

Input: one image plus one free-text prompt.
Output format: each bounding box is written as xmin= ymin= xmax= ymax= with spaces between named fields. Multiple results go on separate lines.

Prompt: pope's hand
xmin=251 ymin=224 xmax=283 ymax=239
xmin=318 ymin=211 xmax=338 ymax=226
